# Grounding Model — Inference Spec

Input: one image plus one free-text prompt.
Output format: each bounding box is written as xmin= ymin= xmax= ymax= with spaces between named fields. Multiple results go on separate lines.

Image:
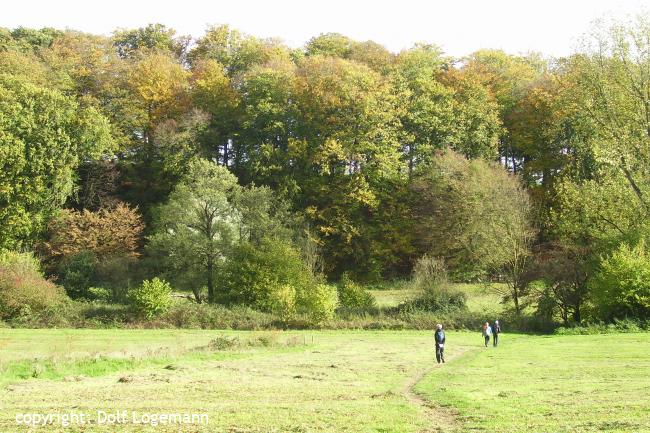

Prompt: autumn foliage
xmin=43 ymin=203 xmax=144 ymax=262
xmin=0 ymin=251 xmax=66 ymax=319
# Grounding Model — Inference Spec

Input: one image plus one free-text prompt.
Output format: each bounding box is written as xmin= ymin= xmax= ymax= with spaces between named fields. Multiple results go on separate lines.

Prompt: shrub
xmin=95 ymin=256 xmax=140 ymax=302
xmin=203 ymin=333 xmax=300 ymax=350
xmin=0 ymin=250 xmax=41 ymax=273
xmin=398 ymin=255 xmax=467 ymax=313
xmin=128 ymin=278 xmax=173 ymax=319
xmin=159 ymin=303 xmax=276 ymax=329
xmin=208 ymin=336 xmax=241 ymax=350
xmin=555 ymin=318 xmax=648 ymax=335
xmin=299 ymin=283 xmax=339 ymax=323
xmin=43 ymin=203 xmax=143 ymax=263
xmin=218 ymin=239 xmax=314 ymax=310
xmin=411 ymin=255 xmax=448 ymax=291
xmin=337 ymin=273 xmax=376 ymax=310
xmin=0 ymin=251 xmax=67 ymax=320
xmin=591 ymin=239 xmax=650 ymax=321
xmin=397 ymin=289 xmax=467 ymax=313
xmin=87 ymin=287 xmax=112 ymax=302
xmin=58 ymin=251 xmax=98 ymax=299
xmin=265 ymin=284 xmax=297 ymax=320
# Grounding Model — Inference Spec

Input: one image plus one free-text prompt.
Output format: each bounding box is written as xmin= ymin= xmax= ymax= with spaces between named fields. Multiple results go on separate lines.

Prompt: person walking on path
xmin=434 ymin=324 xmax=446 ymax=364
xmin=482 ymin=322 xmax=492 ymax=347
xmin=493 ymin=320 xmax=501 ymax=347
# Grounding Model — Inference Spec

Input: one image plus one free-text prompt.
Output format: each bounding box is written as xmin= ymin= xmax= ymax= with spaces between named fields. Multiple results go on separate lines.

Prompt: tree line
xmin=1 ymin=16 xmax=649 ymax=325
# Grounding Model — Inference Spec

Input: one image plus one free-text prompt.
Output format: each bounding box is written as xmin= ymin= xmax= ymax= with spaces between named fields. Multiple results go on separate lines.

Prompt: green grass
xmin=368 ymin=288 xmax=419 ymax=308
xmin=417 ymin=332 xmax=650 ymax=432
xmin=454 ymin=283 xmax=504 ymax=314
xmin=369 ymin=282 xmax=505 ymax=315
xmin=0 ymin=329 xmax=477 ymax=432
xmin=0 ymin=329 xmax=220 ymax=361
xmin=0 ymin=329 xmax=648 ymax=432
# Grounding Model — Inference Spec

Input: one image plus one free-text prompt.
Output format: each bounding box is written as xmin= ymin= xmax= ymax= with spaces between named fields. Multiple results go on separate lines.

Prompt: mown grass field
xmin=0 ymin=329 xmax=649 ymax=432
xmin=418 ymin=332 xmax=650 ymax=432
xmin=0 ymin=329 xmax=475 ymax=432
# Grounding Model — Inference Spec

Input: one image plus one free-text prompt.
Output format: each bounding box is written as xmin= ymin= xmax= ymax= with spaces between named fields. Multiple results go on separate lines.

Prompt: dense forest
xmin=1 ymin=15 xmax=649 ymax=328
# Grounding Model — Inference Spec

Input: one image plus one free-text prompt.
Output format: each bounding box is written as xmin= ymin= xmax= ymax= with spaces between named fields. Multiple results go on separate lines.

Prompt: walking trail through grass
xmin=1 ymin=329 xmax=648 ymax=432
xmin=402 ymin=347 xmax=470 ymax=433
xmin=0 ymin=329 xmax=478 ymax=433
xmin=416 ymin=333 xmax=650 ymax=433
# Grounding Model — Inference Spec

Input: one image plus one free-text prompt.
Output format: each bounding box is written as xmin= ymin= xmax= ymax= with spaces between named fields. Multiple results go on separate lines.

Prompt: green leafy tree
xmin=148 ymin=159 xmax=241 ymax=303
xmin=441 ymin=68 xmax=502 ymax=159
xmin=591 ymin=239 xmax=650 ymax=320
xmin=188 ymin=25 xmax=289 ymax=77
xmin=0 ymin=27 xmax=63 ymax=53
xmin=533 ymin=243 xmax=592 ymax=324
xmin=412 ymin=150 xmax=535 ymax=313
xmin=0 ymin=50 xmax=50 ymax=87
xmin=459 ymin=49 xmax=546 ymax=177
xmin=235 ymin=60 xmax=297 ymax=186
xmin=0 ymin=75 xmax=113 ymax=249
xmin=118 ymin=52 xmax=192 ymax=219
xmin=306 ymin=33 xmax=355 ymax=58
xmin=550 ymin=14 xmax=650 ymax=286
xmin=113 ymin=24 xmax=187 ymax=60
xmin=392 ymin=45 xmax=501 ymax=175
xmin=191 ymin=59 xmax=242 ymax=166
xmin=291 ymin=56 xmax=402 ymax=276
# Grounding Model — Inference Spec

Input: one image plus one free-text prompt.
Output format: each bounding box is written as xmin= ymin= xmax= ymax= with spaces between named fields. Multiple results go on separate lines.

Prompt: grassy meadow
xmin=417 ymin=333 xmax=650 ymax=432
xmin=0 ymin=328 xmax=649 ymax=432
xmin=368 ymin=282 xmax=504 ymax=313
xmin=0 ymin=329 xmax=476 ymax=432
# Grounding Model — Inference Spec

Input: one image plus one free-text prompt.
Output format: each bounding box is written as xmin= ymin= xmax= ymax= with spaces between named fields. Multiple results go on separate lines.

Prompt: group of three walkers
xmin=432 ymin=320 xmax=501 ymax=364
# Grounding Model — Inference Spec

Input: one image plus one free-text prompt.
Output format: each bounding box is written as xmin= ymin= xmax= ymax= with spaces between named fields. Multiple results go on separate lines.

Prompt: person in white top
xmin=482 ymin=321 xmax=492 ymax=347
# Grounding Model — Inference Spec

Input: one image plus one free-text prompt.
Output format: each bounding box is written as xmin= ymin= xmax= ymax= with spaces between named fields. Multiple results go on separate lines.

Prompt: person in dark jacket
xmin=493 ymin=320 xmax=501 ymax=347
xmin=434 ymin=324 xmax=446 ymax=364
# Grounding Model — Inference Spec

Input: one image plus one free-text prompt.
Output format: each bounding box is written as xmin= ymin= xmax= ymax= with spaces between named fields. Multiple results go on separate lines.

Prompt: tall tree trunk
xmin=192 ymin=288 xmax=202 ymax=303
xmin=572 ymin=303 xmax=581 ymax=324
xmin=207 ymin=257 xmax=214 ymax=303
xmin=513 ymin=285 xmax=521 ymax=316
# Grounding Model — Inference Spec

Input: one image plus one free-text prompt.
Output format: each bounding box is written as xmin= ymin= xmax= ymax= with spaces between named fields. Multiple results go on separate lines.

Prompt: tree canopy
xmin=2 ymin=15 xmax=650 ymax=323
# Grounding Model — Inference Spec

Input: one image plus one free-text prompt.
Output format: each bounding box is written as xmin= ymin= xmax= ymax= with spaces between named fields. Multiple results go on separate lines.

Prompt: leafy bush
xmin=265 ymin=284 xmax=297 ymax=320
xmin=44 ymin=203 xmax=143 ymax=263
xmin=203 ymin=333 xmax=301 ymax=350
xmin=397 ymin=289 xmax=467 ymax=313
xmin=57 ymin=252 xmax=138 ymax=302
xmin=159 ymin=303 xmax=276 ymax=329
xmin=208 ymin=336 xmax=241 ymax=350
xmin=128 ymin=278 xmax=173 ymax=319
xmin=397 ymin=255 xmax=467 ymax=313
xmin=337 ymin=273 xmax=376 ymax=310
xmin=0 ymin=250 xmax=41 ymax=273
xmin=299 ymin=283 xmax=339 ymax=323
xmin=411 ymin=255 xmax=448 ymax=291
xmin=555 ymin=318 xmax=648 ymax=335
xmin=218 ymin=239 xmax=314 ymax=310
xmin=591 ymin=240 xmax=650 ymax=321
xmin=0 ymin=251 xmax=67 ymax=320
xmin=58 ymin=251 xmax=98 ymax=299
xmin=87 ymin=287 xmax=112 ymax=302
